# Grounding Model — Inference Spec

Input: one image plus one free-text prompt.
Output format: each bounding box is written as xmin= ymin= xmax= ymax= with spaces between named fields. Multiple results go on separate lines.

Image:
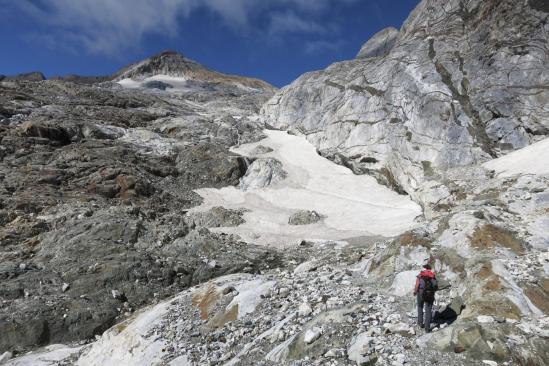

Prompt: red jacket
xmin=414 ymin=269 xmax=436 ymax=295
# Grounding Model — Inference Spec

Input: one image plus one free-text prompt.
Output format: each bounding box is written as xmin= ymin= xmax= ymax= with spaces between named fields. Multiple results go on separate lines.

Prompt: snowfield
xmin=483 ymin=137 xmax=549 ymax=177
xmin=192 ymin=130 xmax=422 ymax=246
xmin=117 ymin=74 xmax=265 ymax=93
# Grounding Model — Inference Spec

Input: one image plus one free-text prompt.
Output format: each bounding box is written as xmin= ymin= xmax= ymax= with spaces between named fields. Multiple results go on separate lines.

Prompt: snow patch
xmin=483 ymin=137 xmax=549 ymax=177
xmin=4 ymin=344 xmax=82 ymax=366
xmin=76 ymin=297 xmax=174 ymax=366
xmin=117 ymin=75 xmax=190 ymax=91
xmin=192 ymin=130 xmax=421 ymax=246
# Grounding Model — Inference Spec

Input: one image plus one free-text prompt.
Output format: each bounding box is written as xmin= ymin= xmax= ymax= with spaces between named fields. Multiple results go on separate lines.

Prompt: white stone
xmin=393 ymin=353 xmax=406 ymax=366
xmin=278 ymin=287 xmax=290 ymax=297
xmin=303 ymin=327 xmax=322 ymax=344
xmin=298 ymin=302 xmax=313 ymax=317
xmin=478 ymin=315 xmax=495 ymax=323
xmin=324 ymin=349 xmax=337 ymax=358
xmin=389 ymin=271 xmax=417 ymax=297
xmin=348 ymin=332 xmax=374 ymax=365
xmin=0 ymin=351 xmax=13 ymax=363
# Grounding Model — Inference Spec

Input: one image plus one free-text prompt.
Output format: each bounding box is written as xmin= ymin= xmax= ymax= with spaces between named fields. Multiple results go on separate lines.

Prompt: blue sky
xmin=1 ymin=0 xmax=419 ymax=87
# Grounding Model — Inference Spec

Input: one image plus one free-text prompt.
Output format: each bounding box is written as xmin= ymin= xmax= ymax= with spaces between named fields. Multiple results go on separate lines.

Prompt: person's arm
xmin=413 ymin=277 xmax=419 ymax=295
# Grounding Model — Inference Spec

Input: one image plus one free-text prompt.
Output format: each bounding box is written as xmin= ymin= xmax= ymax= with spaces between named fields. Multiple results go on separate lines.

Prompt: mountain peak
xmin=114 ymin=50 xmax=275 ymax=92
xmin=113 ymin=50 xmax=204 ymax=81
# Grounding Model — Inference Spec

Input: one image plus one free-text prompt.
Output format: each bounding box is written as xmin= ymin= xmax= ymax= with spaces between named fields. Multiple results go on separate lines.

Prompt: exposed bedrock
xmin=261 ymin=0 xmax=549 ymax=211
xmin=0 ymin=57 xmax=276 ymax=353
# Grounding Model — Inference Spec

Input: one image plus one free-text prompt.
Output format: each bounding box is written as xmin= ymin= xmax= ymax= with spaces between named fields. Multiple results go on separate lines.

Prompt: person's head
xmin=423 ymin=264 xmax=432 ymax=270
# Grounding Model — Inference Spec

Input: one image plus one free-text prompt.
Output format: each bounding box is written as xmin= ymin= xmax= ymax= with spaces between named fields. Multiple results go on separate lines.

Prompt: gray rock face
xmin=356 ymin=27 xmax=399 ymax=59
xmin=261 ymin=0 xmax=549 ymax=207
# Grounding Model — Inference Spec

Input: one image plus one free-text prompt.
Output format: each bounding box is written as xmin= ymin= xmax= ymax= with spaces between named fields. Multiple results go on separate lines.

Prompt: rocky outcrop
xmin=238 ymin=158 xmax=287 ymax=190
xmin=185 ymin=206 xmax=246 ymax=228
xmin=261 ymin=0 xmax=549 ymax=208
xmin=356 ymin=27 xmax=399 ymax=59
xmin=288 ymin=210 xmax=322 ymax=225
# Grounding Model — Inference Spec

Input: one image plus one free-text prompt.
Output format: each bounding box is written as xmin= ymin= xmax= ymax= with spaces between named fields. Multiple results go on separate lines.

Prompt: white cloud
xmin=15 ymin=0 xmax=195 ymax=54
xmin=304 ymin=39 xmax=345 ymax=54
xmin=269 ymin=10 xmax=326 ymax=35
xmin=11 ymin=0 xmax=356 ymax=55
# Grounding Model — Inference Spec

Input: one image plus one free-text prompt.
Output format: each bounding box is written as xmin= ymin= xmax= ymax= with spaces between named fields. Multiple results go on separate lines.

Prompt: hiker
xmin=413 ymin=264 xmax=438 ymax=332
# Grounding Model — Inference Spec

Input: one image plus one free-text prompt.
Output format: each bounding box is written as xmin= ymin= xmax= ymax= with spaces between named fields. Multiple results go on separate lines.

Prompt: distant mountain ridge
xmin=2 ymin=50 xmax=275 ymax=91
xmin=113 ymin=50 xmax=275 ymax=91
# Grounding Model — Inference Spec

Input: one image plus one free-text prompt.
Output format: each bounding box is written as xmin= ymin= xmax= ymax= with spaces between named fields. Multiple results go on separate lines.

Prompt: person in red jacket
xmin=413 ymin=264 xmax=438 ymax=332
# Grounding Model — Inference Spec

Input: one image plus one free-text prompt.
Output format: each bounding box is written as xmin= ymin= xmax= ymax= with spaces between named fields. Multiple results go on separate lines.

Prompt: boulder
xmin=288 ymin=210 xmax=321 ymax=225
xmin=303 ymin=327 xmax=322 ymax=344
xmin=239 ymin=158 xmax=287 ymax=190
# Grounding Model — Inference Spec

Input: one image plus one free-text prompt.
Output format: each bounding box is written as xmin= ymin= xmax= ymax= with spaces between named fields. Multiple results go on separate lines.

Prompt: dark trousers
xmin=417 ymin=294 xmax=433 ymax=331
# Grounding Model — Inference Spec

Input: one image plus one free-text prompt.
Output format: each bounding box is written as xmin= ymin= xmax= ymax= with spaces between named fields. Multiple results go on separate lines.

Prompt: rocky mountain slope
xmin=0 ymin=52 xmax=279 ymax=355
xmin=2 ymin=0 xmax=549 ymax=365
xmin=261 ymin=0 xmax=549 ymax=210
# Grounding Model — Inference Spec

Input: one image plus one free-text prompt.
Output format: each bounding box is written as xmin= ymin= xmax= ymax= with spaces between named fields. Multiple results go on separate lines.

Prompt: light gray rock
xmin=239 ymin=158 xmax=287 ymax=190
xmin=348 ymin=332 xmax=375 ymax=365
xmin=356 ymin=27 xmax=399 ymax=59
xmin=111 ymin=290 xmax=124 ymax=300
xmin=0 ymin=351 xmax=13 ymax=363
xmin=298 ymin=302 xmax=313 ymax=317
xmin=303 ymin=327 xmax=322 ymax=344
xmin=261 ymin=0 xmax=549 ymax=209
xmin=288 ymin=210 xmax=321 ymax=225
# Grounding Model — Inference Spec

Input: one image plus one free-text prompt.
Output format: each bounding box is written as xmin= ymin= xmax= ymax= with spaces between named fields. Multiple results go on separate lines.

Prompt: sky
xmin=0 ymin=0 xmax=419 ymax=87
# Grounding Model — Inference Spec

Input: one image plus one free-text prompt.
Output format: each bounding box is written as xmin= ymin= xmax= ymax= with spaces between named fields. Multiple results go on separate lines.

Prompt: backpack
xmin=421 ymin=276 xmax=437 ymax=302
